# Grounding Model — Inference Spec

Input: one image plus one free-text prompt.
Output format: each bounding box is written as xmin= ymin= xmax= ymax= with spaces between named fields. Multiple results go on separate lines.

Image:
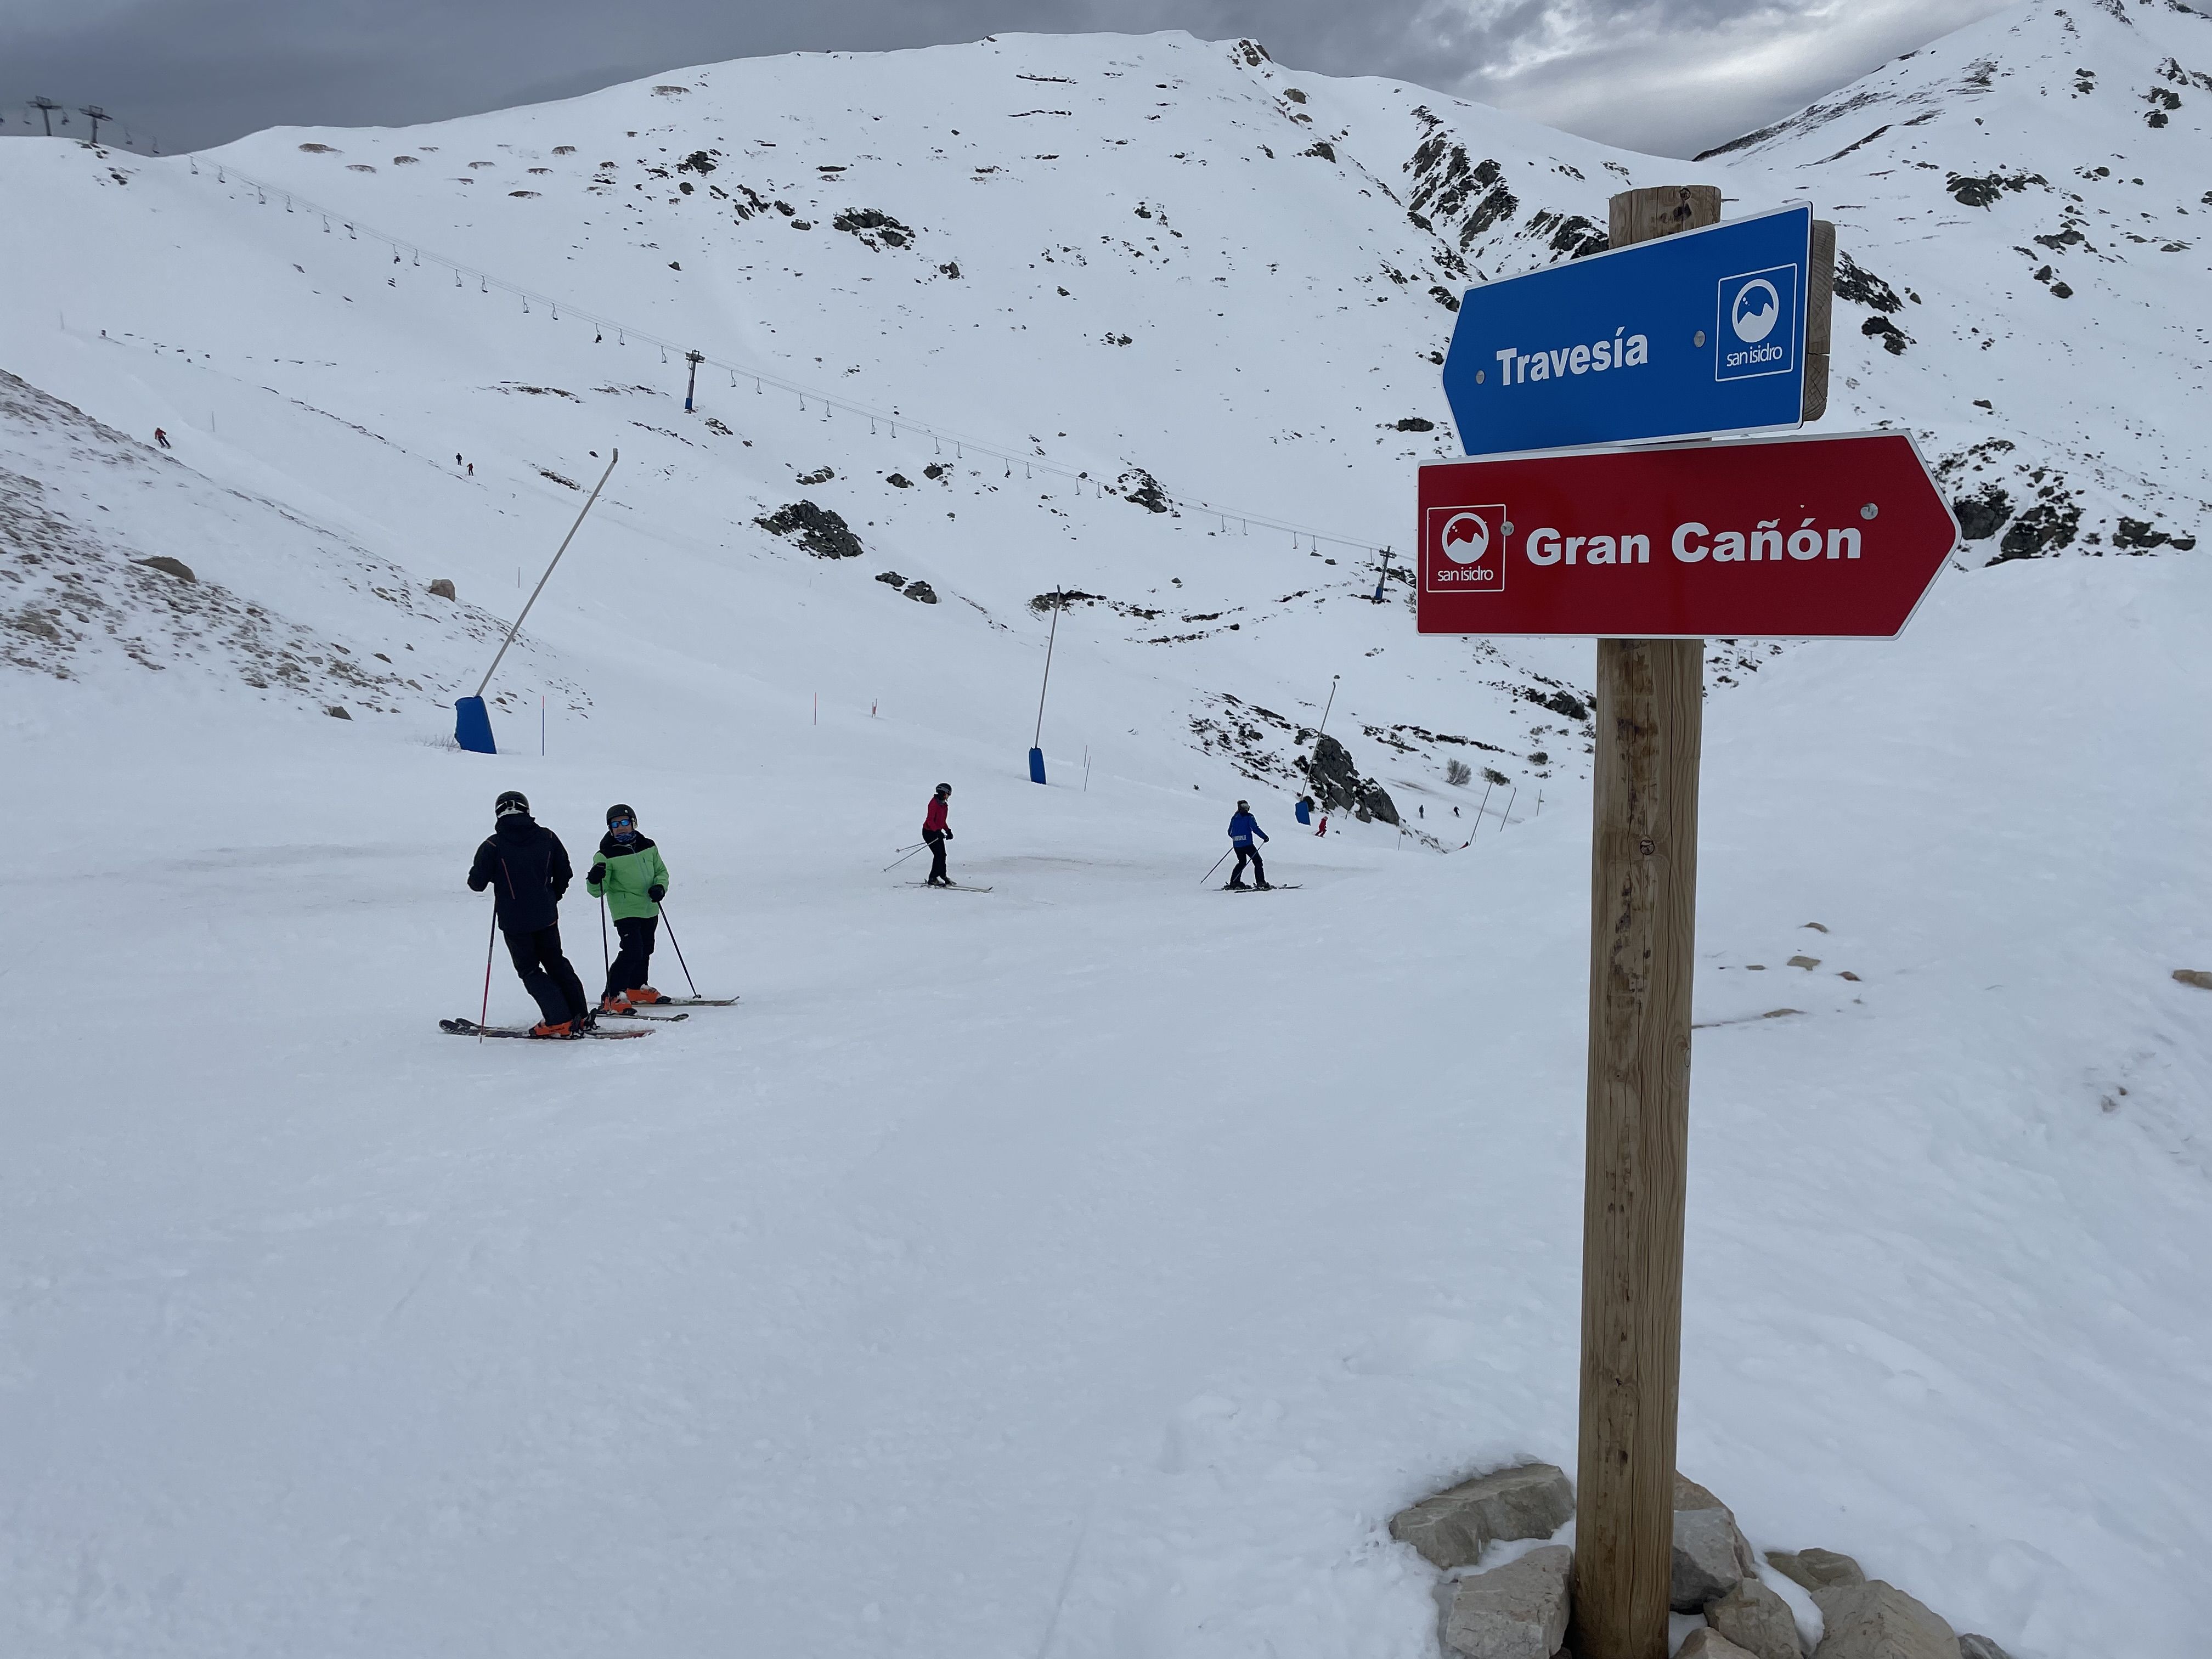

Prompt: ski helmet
xmin=1236 ymin=800 xmax=1250 ymax=811
xmin=606 ymin=803 xmax=636 ymax=827
xmin=934 ymin=782 xmax=952 ymax=797
xmin=494 ymin=790 xmax=530 ymax=819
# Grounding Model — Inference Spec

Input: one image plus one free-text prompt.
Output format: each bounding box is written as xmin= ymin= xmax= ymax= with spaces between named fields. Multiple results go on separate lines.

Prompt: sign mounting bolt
xmin=1861 ymin=503 xmax=1879 ymax=520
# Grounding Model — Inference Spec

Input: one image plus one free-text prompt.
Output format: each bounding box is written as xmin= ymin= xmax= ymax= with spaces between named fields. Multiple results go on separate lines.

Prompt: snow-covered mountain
xmin=1705 ymin=0 xmax=2211 ymax=560
xmin=1 ymin=7 xmax=2207 ymax=1658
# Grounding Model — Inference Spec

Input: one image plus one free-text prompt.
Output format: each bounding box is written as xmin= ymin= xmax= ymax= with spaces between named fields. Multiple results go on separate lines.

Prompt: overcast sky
xmin=1 ymin=0 xmax=2011 ymax=160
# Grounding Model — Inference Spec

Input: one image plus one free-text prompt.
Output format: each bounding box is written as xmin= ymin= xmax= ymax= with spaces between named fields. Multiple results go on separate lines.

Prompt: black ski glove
xmin=468 ymin=874 xmax=486 ymax=892
xmin=588 ymin=864 xmax=607 ymax=885
xmin=647 ymin=883 xmax=665 ymax=902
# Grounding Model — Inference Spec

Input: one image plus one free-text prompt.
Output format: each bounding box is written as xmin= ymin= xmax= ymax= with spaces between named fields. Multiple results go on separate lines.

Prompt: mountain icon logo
xmin=1440 ymin=511 xmax=1491 ymax=564
xmin=1730 ymin=279 xmax=1781 ymax=344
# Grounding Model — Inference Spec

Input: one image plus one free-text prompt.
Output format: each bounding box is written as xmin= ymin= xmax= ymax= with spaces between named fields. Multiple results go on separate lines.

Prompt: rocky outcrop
xmin=1810 ymin=1581 xmax=1955 ymax=1659
xmin=1767 ymin=1549 xmax=1866 ymax=1595
xmin=1302 ymin=733 xmax=1400 ymax=825
xmin=1705 ymin=1575 xmax=1805 ymax=1659
xmin=1390 ymin=1462 xmax=1575 ymax=1571
xmin=1956 ymin=1636 xmax=2014 ymax=1659
xmin=1673 ymin=1475 xmax=1759 ymax=1611
xmin=1680 ymin=1629 xmax=1762 ymax=1659
xmin=1437 ymin=1544 xmax=1572 ymax=1659
xmin=752 ymin=499 xmax=864 ymax=559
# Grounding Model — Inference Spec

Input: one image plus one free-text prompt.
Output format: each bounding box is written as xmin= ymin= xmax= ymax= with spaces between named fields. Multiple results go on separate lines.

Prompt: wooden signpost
xmin=1420 ymin=188 xmax=1954 ymax=1659
xmin=1572 ymin=187 xmax=1718 ymax=1659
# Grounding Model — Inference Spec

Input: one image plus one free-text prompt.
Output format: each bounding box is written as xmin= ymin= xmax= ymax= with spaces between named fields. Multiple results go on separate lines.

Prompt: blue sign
xmin=1441 ymin=204 xmax=1811 ymax=456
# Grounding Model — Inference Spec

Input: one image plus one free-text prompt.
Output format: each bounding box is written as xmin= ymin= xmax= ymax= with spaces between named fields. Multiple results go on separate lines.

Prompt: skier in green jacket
xmin=586 ymin=803 xmax=673 ymax=1011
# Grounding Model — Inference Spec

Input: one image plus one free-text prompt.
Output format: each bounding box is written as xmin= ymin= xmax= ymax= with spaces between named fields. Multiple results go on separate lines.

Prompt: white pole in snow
xmin=473 ymin=449 xmax=618 ymax=701
xmin=1034 ymin=599 xmax=1060 ymax=751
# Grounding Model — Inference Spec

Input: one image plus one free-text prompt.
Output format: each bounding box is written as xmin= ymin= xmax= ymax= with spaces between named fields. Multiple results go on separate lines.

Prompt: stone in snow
xmin=1389 ymin=1460 xmax=1575 ymax=1571
xmin=1437 ymin=1543 xmax=1571 ymax=1659
xmin=1705 ymin=1574 xmax=1807 ymax=1659
xmin=1767 ymin=1548 xmax=1868 ymax=1595
xmin=1673 ymin=1474 xmax=1760 ymax=1612
xmin=1680 ymin=1628 xmax=1764 ymax=1659
xmin=1809 ymin=1581 xmax=1956 ymax=1659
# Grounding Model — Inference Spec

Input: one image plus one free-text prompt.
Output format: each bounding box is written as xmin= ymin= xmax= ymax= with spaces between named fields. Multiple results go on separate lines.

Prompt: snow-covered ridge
xmin=0 ymin=369 xmax=574 ymax=721
xmin=1705 ymin=0 xmax=2211 ymax=558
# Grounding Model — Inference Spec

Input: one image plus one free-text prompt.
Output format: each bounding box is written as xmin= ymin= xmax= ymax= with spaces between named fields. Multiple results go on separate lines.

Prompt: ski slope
xmin=2 ymin=4 xmax=2209 ymax=1657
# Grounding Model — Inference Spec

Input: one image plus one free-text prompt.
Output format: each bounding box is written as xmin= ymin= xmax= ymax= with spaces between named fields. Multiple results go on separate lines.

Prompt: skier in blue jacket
xmin=1226 ymin=800 xmax=1271 ymax=890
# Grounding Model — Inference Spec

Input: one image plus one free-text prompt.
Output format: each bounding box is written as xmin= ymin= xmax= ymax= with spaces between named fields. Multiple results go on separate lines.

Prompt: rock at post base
xmin=1705 ymin=1575 xmax=1805 ymax=1659
xmin=1809 ymin=1581 xmax=1955 ymax=1659
xmin=1767 ymin=1549 xmax=1867 ymax=1595
xmin=427 ymin=578 xmax=457 ymax=600
xmin=1672 ymin=1475 xmax=1759 ymax=1611
xmin=1680 ymin=1629 xmax=1763 ymax=1659
xmin=1439 ymin=1544 xmax=1572 ymax=1659
xmin=1390 ymin=1462 xmax=1575 ymax=1571
xmin=1957 ymin=1637 xmax=2014 ymax=1659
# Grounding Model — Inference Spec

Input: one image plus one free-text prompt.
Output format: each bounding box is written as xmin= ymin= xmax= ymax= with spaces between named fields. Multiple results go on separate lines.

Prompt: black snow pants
xmin=504 ymin=923 xmax=589 ymax=1025
xmin=605 ymin=915 xmax=659 ymax=999
xmin=924 ymin=830 xmax=949 ymax=884
xmin=1231 ymin=845 xmax=1266 ymax=887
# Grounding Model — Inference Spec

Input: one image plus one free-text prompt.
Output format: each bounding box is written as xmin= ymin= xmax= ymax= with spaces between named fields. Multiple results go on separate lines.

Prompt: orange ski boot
xmin=600 ymin=993 xmax=632 ymax=1014
xmin=528 ymin=1019 xmax=577 ymax=1039
xmin=626 ymin=986 xmax=665 ymax=1005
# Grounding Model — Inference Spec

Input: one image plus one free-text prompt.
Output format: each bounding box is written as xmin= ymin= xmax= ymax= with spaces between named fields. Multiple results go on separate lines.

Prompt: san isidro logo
xmin=1714 ymin=263 xmax=1799 ymax=382
xmin=1424 ymin=503 xmax=1507 ymax=595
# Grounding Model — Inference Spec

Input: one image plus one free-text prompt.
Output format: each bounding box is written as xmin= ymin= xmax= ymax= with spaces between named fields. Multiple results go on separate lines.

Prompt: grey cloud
xmin=0 ymin=0 xmax=2010 ymax=159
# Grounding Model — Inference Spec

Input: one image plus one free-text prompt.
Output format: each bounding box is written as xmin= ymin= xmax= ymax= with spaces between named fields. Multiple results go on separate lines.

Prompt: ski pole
xmin=478 ymin=896 xmax=498 ymax=1044
xmin=599 ymin=890 xmax=610 ymax=979
xmin=658 ymin=904 xmax=701 ymax=998
xmin=883 ymin=842 xmax=928 ymax=872
xmin=1199 ymin=848 xmax=1231 ymax=885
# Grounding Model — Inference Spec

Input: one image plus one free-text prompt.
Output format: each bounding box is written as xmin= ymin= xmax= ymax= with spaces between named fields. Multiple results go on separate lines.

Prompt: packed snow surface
xmin=2 ymin=4 xmax=2209 ymax=1656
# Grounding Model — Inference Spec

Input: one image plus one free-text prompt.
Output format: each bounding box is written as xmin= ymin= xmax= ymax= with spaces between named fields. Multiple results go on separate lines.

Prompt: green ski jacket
xmin=586 ymin=832 xmax=670 ymax=921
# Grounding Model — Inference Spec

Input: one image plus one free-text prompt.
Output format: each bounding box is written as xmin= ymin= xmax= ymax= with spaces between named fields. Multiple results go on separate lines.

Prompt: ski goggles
xmin=609 ymin=816 xmax=636 ymax=830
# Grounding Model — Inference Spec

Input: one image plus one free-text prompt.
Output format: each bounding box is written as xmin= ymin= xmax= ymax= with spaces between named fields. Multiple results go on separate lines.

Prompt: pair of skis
xmin=442 ymin=994 xmax=738 ymax=1041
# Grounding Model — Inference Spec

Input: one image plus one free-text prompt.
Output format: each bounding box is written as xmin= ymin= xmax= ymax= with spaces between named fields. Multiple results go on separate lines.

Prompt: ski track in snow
xmin=1 ymin=5 xmax=2209 ymax=1657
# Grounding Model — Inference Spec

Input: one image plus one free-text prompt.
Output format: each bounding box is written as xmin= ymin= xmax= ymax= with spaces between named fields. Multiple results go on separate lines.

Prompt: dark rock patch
xmin=832 ymin=207 xmax=915 ymax=250
xmin=1952 ymin=485 xmax=2012 ymax=541
xmin=754 ymin=500 xmax=864 ymax=559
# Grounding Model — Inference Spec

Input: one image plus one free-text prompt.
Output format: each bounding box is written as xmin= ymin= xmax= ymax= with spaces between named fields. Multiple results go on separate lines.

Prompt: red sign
xmin=1416 ymin=431 xmax=1958 ymax=637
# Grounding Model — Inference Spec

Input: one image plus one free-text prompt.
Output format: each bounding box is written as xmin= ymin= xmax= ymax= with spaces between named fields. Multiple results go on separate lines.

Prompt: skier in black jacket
xmin=467 ymin=790 xmax=591 ymax=1036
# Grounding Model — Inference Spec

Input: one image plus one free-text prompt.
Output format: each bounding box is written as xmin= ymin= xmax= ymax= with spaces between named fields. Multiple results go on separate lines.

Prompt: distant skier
xmin=587 ymin=803 xmax=672 ymax=1010
xmin=1295 ymin=794 xmax=1314 ymax=826
xmin=922 ymin=783 xmax=954 ymax=887
xmin=467 ymin=789 xmax=591 ymax=1037
xmin=153 ymin=427 xmax=171 ymax=450
xmin=1226 ymin=800 xmax=1271 ymax=890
